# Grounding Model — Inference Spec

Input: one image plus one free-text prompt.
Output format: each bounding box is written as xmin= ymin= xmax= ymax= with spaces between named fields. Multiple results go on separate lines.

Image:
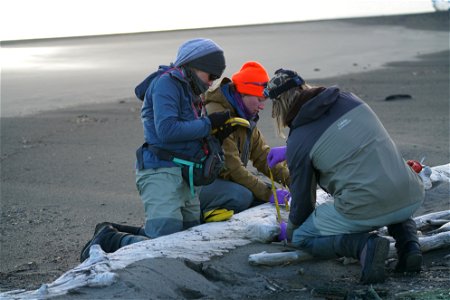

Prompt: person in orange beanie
xmin=199 ymin=61 xmax=290 ymax=227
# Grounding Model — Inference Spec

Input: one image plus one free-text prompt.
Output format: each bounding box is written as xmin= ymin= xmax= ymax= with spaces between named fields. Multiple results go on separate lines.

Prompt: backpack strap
xmin=139 ymin=143 xmax=204 ymax=196
xmin=136 ymin=143 xmax=147 ymax=170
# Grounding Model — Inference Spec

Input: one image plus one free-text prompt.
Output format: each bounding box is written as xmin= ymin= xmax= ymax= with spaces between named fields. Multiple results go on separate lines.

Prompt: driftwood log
xmin=249 ymin=210 xmax=450 ymax=266
xmin=1 ymin=164 xmax=448 ymax=299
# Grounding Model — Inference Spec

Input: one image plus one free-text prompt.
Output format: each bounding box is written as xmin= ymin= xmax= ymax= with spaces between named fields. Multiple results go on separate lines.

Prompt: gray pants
xmin=136 ymin=167 xmax=201 ymax=238
xmin=292 ymin=199 xmax=422 ymax=245
xmin=198 ymin=179 xmax=264 ymax=214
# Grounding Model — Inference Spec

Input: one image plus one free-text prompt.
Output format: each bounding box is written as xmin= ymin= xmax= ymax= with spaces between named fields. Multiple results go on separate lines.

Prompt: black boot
xmin=301 ymin=233 xmax=389 ymax=284
xmin=358 ymin=235 xmax=390 ymax=284
xmin=80 ymin=224 xmax=131 ymax=262
xmin=388 ymin=219 xmax=422 ymax=273
xmin=95 ymin=222 xmax=145 ymax=236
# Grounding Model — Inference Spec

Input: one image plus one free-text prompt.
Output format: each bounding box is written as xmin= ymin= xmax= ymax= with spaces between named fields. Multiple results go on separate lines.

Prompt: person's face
xmin=194 ymin=69 xmax=217 ymax=87
xmin=242 ymin=94 xmax=267 ymax=115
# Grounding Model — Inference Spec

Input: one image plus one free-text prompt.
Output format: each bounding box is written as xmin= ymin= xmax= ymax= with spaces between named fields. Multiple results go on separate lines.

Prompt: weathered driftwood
xmin=426 ymin=219 xmax=450 ymax=226
xmin=376 ymin=210 xmax=450 ymax=235
xmin=428 ymin=222 xmax=450 ymax=234
xmin=427 ymin=163 xmax=450 ymax=189
xmin=419 ymin=231 xmax=450 ymax=252
xmin=248 ymin=250 xmax=313 ymax=266
xmin=414 ymin=210 xmax=450 ymax=230
xmin=1 ymin=164 xmax=448 ymax=299
xmin=0 ymin=198 xmax=284 ymax=299
xmin=249 ymin=227 xmax=450 ymax=266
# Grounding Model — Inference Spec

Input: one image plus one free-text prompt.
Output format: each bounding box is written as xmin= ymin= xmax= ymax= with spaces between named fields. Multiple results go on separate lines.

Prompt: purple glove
xmin=269 ymin=189 xmax=290 ymax=205
xmin=267 ymin=146 xmax=287 ymax=169
xmin=278 ymin=221 xmax=287 ymax=241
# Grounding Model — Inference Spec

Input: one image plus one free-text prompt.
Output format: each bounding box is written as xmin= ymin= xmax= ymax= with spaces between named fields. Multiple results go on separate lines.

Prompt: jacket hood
xmin=135 ymin=65 xmax=187 ymax=101
xmin=206 ymin=78 xmax=259 ymax=122
xmin=290 ymin=86 xmax=340 ymax=129
xmin=205 ymin=78 xmax=237 ymax=114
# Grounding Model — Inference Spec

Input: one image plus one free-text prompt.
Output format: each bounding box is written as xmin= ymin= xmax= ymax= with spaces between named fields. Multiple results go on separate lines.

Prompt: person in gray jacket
xmin=265 ymin=69 xmax=424 ymax=284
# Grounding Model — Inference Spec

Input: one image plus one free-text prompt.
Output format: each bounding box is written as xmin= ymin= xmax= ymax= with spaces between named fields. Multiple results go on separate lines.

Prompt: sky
xmin=0 ymin=0 xmax=437 ymax=41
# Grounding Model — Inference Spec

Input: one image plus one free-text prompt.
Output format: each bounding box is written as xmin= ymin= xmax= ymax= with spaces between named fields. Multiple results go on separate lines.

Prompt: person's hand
xmin=208 ymin=111 xmax=236 ymax=143
xmin=278 ymin=221 xmax=287 ymax=242
xmin=269 ymin=189 xmax=290 ymax=205
xmin=267 ymin=146 xmax=287 ymax=168
xmin=208 ymin=111 xmax=231 ymax=130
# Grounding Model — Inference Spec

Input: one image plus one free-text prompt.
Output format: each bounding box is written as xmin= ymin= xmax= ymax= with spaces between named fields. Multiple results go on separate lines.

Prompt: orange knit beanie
xmin=231 ymin=61 xmax=269 ymax=97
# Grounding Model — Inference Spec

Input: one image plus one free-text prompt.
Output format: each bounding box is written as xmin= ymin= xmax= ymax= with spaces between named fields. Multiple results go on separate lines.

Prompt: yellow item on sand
xmin=204 ymin=208 xmax=234 ymax=222
xmin=211 ymin=117 xmax=250 ymax=134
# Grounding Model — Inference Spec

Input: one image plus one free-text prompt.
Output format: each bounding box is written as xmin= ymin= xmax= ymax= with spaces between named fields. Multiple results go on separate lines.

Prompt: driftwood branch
xmin=414 ymin=210 xmax=450 ymax=231
xmin=249 ymin=250 xmax=313 ymax=266
xmin=419 ymin=231 xmax=450 ymax=252
xmin=376 ymin=210 xmax=450 ymax=236
xmin=248 ymin=210 xmax=450 ymax=266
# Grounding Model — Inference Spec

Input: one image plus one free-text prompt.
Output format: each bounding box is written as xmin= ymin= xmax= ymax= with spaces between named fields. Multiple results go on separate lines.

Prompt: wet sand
xmin=1 ymin=12 xmax=449 ymax=299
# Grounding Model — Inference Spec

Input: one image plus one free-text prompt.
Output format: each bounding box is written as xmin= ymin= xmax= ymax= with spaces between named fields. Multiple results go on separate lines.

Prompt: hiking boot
xmin=96 ymin=221 xmax=145 ymax=235
xmin=94 ymin=222 xmax=112 ymax=234
xmin=80 ymin=224 xmax=116 ymax=262
xmin=395 ymin=241 xmax=422 ymax=273
xmin=359 ymin=236 xmax=390 ymax=284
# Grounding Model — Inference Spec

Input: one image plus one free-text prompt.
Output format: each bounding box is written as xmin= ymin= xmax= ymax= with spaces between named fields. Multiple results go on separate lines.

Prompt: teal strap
xmin=189 ymin=164 xmax=194 ymax=196
xmin=173 ymin=158 xmax=202 ymax=196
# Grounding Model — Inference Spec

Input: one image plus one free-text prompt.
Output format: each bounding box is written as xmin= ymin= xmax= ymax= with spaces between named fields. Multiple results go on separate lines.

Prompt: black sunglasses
xmin=209 ymin=74 xmax=221 ymax=81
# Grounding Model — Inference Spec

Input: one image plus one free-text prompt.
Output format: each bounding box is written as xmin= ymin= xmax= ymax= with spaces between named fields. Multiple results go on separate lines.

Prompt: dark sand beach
xmin=1 ymin=12 xmax=449 ymax=299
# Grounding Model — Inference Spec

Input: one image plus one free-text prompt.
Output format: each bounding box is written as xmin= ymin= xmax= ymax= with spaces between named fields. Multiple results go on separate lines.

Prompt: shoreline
xmin=2 ymin=12 xmax=448 ymax=118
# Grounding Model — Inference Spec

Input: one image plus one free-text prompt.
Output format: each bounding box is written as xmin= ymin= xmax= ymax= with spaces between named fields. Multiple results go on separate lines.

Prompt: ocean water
xmin=0 ymin=0 xmax=441 ymax=71
xmin=0 ymin=0 xmax=438 ymax=41
xmin=1 ymin=0 xmax=447 ymax=117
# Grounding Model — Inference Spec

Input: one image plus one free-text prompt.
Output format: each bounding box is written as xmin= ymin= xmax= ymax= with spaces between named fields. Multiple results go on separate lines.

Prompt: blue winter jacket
xmin=136 ymin=38 xmax=224 ymax=169
xmin=139 ymin=66 xmax=212 ymax=169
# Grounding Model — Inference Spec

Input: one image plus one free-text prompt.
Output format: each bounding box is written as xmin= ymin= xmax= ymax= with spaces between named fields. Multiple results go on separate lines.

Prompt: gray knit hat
xmin=263 ymin=69 xmax=305 ymax=99
xmin=173 ymin=38 xmax=225 ymax=78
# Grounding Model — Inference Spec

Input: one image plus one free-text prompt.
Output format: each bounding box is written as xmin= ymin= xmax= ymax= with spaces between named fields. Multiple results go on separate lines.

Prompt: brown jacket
xmin=205 ymin=78 xmax=290 ymax=201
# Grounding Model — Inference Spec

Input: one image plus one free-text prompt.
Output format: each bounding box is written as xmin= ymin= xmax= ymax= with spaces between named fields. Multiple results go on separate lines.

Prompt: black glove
xmin=214 ymin=124 xmax=237 ymax=144
xmin=208 ymin=111 xmax=231 ymax=130
xmin=208 ymin=111 xmax=239 ymax=143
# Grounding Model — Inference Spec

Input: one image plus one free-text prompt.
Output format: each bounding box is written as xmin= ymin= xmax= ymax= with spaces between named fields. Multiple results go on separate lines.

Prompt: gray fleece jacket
xmin=286 ymin=86 xmax=424 ymax=227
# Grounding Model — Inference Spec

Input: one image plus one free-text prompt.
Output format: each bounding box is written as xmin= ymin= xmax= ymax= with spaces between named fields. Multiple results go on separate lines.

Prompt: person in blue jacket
xmin=265 ymin=69 xmax=424 ymax=284
xmin=80 ymin=38 xmax=232 ymax=262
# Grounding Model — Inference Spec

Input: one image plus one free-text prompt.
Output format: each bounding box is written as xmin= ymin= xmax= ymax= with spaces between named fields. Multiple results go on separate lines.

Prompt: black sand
xmin=1 ymin=12 xmax=449 ymax=299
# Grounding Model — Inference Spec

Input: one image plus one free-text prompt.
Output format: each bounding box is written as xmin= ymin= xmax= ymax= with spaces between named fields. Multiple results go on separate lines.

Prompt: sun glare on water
xmin=0 ymin=0 xmax=435 ymax=41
